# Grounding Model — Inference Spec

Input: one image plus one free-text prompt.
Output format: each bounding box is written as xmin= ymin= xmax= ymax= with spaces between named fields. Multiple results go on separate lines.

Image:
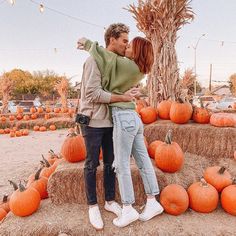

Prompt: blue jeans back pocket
xmin=118 ymin=112 xmax=136 ymax=132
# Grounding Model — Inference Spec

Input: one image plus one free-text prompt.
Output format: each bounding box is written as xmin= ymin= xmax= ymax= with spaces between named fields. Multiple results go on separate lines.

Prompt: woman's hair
xmin=132 ymin=37 xmax=154 ymax=74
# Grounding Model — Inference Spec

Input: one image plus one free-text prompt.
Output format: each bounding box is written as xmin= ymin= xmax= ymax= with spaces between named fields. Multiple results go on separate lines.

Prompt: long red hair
xmin=132 ymin=37 xmax=154 ymax=74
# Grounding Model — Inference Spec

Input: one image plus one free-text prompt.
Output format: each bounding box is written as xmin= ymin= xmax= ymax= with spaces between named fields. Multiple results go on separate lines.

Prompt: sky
xmin=0 ymin=0 xmax=236 ymax=88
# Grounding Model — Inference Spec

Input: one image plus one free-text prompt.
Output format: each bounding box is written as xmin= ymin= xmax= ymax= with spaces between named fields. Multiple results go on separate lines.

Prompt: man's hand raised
xmin=77 ymin=37 xmax=87 ymax=50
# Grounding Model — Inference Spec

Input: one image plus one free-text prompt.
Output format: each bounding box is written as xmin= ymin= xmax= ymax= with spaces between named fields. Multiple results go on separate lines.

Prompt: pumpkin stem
xmin=8 ymin=180 xmax=18 ymax=191
xmin=19 ymin=181 xmax=26 ymax=192
xmin=2 ymin=194 xmax=8 ymax=203
xmin=199 ymin=98 xmax=204 ymax=108
xmin=165 ymin=130 xmax=172 ymax=144
xmin=200 ymin=178 xmax=208 ymax=187
xmin=35 ymin=167 xmax=43 ymax=180
xmin=42 ymin=154 xmax=51 ymax=167
xmin=218 ymin=166 xmax=226 ymax=175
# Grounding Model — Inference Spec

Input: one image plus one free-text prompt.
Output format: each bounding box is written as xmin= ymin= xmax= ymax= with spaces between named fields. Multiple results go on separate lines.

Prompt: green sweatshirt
xmin=84 ymin=40 xmax=144 ymax=109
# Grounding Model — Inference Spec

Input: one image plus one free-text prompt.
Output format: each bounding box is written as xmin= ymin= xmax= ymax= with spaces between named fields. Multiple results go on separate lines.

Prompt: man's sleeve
xmin=83 ymin=57 xmax=111 ymax=104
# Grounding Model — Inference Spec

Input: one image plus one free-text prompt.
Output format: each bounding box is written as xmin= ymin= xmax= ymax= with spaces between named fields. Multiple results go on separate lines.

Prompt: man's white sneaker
xmin=113 ymin=205 xmax=139 ymax=228
xmin=104 ymin=201 xmax=122 ymax=217
xmin=88 ymin=205 xmax=104 ymax=230
xmin=139 ymin=199 xmax=164 ymax=221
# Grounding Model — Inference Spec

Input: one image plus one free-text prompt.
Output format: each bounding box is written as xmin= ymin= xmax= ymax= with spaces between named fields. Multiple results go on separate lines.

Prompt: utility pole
xmin=209 ymin=64 xmax=212 ymax=92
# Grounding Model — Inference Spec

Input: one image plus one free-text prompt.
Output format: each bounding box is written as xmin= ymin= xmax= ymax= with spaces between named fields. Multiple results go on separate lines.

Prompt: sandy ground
xmin=0 ymin=129 xmax=68 ymax=195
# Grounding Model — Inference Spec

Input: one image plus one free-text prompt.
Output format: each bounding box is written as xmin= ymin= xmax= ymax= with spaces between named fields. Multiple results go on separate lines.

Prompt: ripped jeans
xmin=112 ymin=107 xmax=160 ymax=205
xmin=80 ymin=125 xmax=116 ymax=205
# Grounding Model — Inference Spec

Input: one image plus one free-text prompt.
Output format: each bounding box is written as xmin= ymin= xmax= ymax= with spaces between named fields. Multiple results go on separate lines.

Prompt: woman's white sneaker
xmin=139 ymin=199 xmax=164 ymax=221
xmin=104 ymin=201 xmax=122 ymax=217
xmin=113 ymin=205 xmax=139 ymax=227
xmin=88 ymin=205 xmax=104 ymax=230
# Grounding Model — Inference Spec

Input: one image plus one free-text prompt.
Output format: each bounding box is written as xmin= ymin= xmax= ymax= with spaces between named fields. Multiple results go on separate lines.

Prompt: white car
xmin=216 ymin=97 xmax=236 ymax=109
xmin=0 ymin=100 xmax=17 ymax=113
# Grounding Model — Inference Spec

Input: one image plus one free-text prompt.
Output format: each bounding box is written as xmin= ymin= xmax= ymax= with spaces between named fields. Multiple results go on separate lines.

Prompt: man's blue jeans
xmin=80 ymin=125 xmax=115 ymax=205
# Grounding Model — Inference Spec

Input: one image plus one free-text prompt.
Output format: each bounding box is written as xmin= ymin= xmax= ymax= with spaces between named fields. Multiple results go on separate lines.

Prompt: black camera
xmin=75 ymin=113 xmax=90 ymax=125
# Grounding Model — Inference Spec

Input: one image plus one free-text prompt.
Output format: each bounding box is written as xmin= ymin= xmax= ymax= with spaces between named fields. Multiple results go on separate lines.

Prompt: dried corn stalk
xmin=55 ymin=77 xmax=69 ymax=108
xmin=127 ymin=0 xmax=194 ymax=107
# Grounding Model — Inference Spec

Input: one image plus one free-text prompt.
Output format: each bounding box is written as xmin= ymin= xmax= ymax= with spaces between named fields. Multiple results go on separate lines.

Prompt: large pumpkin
xmin=9 ymin=182 xmax=41 ymax=217
xmin=221 ymin=180 xmax=236 ymax=216
xmin=187 ymin=178 xmax=219 ymax=213
xmin=155 ymin=130 xmax=184 ymax=173
xmin=148 ymin=140 xmax=163 ymax=159
xmin=160 ymin=184 xmax=189 ymax=215
xmin=139 ymin=106 xmax=158 ymax=124
xmin=157 ymin=100 xmax=172 ymax=120
xmin=203 ymin=166 xmax=232 ymax=192
xmin=210 ymin=113 xmax=236 ymax=127
xmin=170 ymin=99 xmax=193 ymax=124
xmin=61 ymin=133 xmax=86 ymax=162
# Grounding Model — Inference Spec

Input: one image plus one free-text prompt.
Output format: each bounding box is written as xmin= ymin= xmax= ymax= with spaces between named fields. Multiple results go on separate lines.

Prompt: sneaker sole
xmin=113 ymin=214 xmax=139 ymax=228
xmin=139 ymin=208 xmax=164 ymax=221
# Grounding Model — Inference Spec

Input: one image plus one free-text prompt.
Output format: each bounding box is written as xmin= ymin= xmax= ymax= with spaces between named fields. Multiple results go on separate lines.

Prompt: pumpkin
xmin=169 ymin=99 xmax=193 ymax=124
xmin=4 ymin=128 xmax=10 ymax=134
xmin=234 ymin=151 xmax=236 ymax=161
xmin=148 ymin=140 xmax=163 ymax=159
xmin=22 ymin=129 xmax=29 ymax=136
xmin=155 ymin=130 xmax=184 ymax=173
xmin=27 ymin=168 xmax=48 ymax=199
xmin=53 ymin=107 xmax=60 ymax=113
xmin=16 ymin=113 xmax=23 ymax=120
xmin=15 ymin=130 xmax=22 ymax=137
xmin=47 ymin=149 xmax=60 ymax=165
xmin=31 ymin=113 xmax=37 ymax=120
xmin=12 ymin=127 xmax=18 ymax=132
xmin=45 ymin=107 xmax=51 ymax=113
xmin=0 ymin=116 xmax=6 ymax=122
xmin=160 ymin=184 xmax=189 ymax=215
xmin=192 ymin=106 xmax=211 ymax=124
xmin=44 ymin=114 xmax=50 ymax=120
xmin=139 ymin=106 xmax=158 ymax=124
xmin=33 ymin=125 xmax=40 ymax=131
xmin=210 ymin=113 xmax=236 ymax=127
xmin=39 ymin=126 xmax=47 ymax=132
xmin=61 ymin=132 xmax=86 ymax=162
xmin=9 ymin=131 xmax=15 ymax=138
xmin=39 ymin=155 xmax=56 ymax=178
xmin=0 ymin=129 xmax=5 ymax=134
xmin=9 ymin=115 xmax=15 ymax=121
xmin=9 ymin=182 xmax=41 ymax=217
xmin=157 ymin=100 xmax=172 ymax=119
xmin=37 ymin=107 xmax=44 ymax=113
xmin=61 ymin=107 xmax=69 ymax=113
xmin=187 ymin=178 xmax=219 ymax=213
xmin=23 ymin=115 xmax=30 ymax=121
xmin=0 ymin=195 xmax=10 ymax=213
xmin=16 ymin=106 xmax=23 ymax=113
xmin=203 ymin=166 xmax=232 ymax=192
xmin=221 ymin=179 xmax=236 ymax=216
xmin=0 ymin=208 xmax=7 ymax=221
xmin=49 ymin=124 xmax=56 ymax=131
xmin=30 ymin=107 xmax=36 ymax=113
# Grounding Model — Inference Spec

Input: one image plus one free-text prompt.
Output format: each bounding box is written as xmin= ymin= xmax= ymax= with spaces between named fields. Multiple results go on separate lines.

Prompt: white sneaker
xmin=88 ymin=205 xmax=104 ymax=230
xmin=104 ymin=201 xmax=122 ymax=217
xmin=113 ymin=205 xmax=139 ymax=228
xmin=139 ymin=198 xmax=164 ymax=221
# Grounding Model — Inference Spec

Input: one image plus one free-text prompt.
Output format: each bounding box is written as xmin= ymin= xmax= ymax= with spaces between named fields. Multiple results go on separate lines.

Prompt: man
xmin=77 ymin=23 xmax=137 ymax=230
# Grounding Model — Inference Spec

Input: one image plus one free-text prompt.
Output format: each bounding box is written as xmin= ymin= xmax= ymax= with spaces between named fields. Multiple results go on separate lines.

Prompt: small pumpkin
xmin=33 ymin=125 xmax=40 ymax=131
xmin=203 ymin=166 xmax=232 ymax=192
xmin=39 ymin=126 xmax=47 ymax=132
xmin=148 ymin=140 xmax=163 ymax=159
xmin=22 ymin=129 xmax=29 ymax=136
xmin=9 ymin=181 xmax=41 ymax=217
xmin=61 ymin=107 xmax=69 ymax=113
xmin=23 ymin=115 xmax=30 ymax=121
xmin=0 ymin=116 xmax=6 ymax=123
xmin=155 ymin=130 xmax=184 ymax=173
xmin=0 ymin=129 xmax=5 ymax=134
xmin=16 ymin=113 xmax=23 ymax=120
xmin=15 ymin=130 xmax=22 ymax=137
xmin=4 ymin=128 xmax=10 ymax=134
xmin=49 ymin=124 xmax=56 ymax=131
xmin=187 ymin=178 xmax=219 ymax=213
xmin=30 ymin=107 xmax=37 ymax=113
xmin=0 ymin=195 xmax=10 ymax=213
xmin=160 ymin=184 xmax=189 ymax=215
xmin=157 ymin=100 xmax=172 ymax=120
xmin=31 ymin=114 xmax=37 ymax=120
xmin=9 ymin=131 xmax=15 ymax=138
xmin=45 ymin=107 xmax=51 ymax=113
xmin=47 ymin=149 xmax=60 ymax=165
xmin=53 ymin=107 xmax=60 ymax=113
xmin=221 ymin=179 xmax=236 ymax=216
xmin=61 ymin=132 xmax=86 ymax=163
xmin=44 ymin=114 xmax=50 ymax=120
xmin=192 ymin=104 xmax=211 ymax=124
xmin=0 ymin=208 xmax=7 ymax=221
xmin=9 ymin=115 xmax=15 ymax=121
xmin=39 ymin=155 xmax=56 ymax=178
xmin=139 ymin=106 xmax=158 ymax=124
xmin=37 ymin=107 xmax=44 ymax=113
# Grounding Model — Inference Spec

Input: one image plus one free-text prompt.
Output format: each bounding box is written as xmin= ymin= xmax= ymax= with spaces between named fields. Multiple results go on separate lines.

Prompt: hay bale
xmin=144 ymin=120 xmax=236 ymax=159
xmin=1 ymin=199 xmax=236 ymax=236
xmin=48 ymin=154 xmax=236 ymax=206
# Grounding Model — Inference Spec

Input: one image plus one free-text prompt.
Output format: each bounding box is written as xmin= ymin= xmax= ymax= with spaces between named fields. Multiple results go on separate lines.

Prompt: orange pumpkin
xmin=16 ymin=106 xmax=23 ymax=113
xmin=192 ymin=107 xmax=211 ymax=124
xmin=187 ymin=178 xmax=219 ymax=213
xmin=234 ymin=151 xmax=236 ymax=161
xmin=221 ymin=179 xmax=236 ymax=216
xmin=0 ymin=195 xmax=10 ymax=213
xmin=203 ymin=166 xmax=232 ymax=192
xmin=39 ymin=126 xmax=47 ymax=132
xmin=135 ymin=99 xmax=148 ymax=114
xmin=0 ymin=116 xmax=6 ymax=122
xmin=4 ymin=128 xmax=10 ymax=134
xmin=148 ymin=140 xmax=163 ymax=159
xmin=30 ymin=107 xmax=36 ymax=113
xmin=23 ymin=115 xmax=30 ymax=121
xmin=0 ymin=208 xmax=7 ymax=221
xmin=139 ymin=106 xmax=158 ymax=124
xmin=157 ymin=100 xmax=172 ymax=119
xmin=9 ymin=131 xmax=15 ymax=138
xmin=9 ymin=182 xmax=41 ymax=217
xmin=16 ymin=113 xmax=23 ymax=120
xmin=45 ymin=107 xmax=51 ymax=113
xmin=61 ymin=132 xmax=86 ymax=163
xmin=44 ymin=114 xmax=50 ymax=120
xmin=27 ymin=168 xmax=48 ymax=199
xmin=210 ymin=113 xmax=236 ymax=127
xmin=39 ymin=156 xmax=56 ymax=178
xmin=155 ymin=130 xmax=184 ymax=173
xmin=170 ymin=99 xmax=193 ymax=124
xmin=47 ymin=150 xmax=60 ymax=165
xmin=37 ymin=107 xmax=44 ymax=113
xmin=31 ymin=113 xmax=37 ymax=120
xmin=33 ymin=125 xmax=40 ymax=131
xmin=0 ymin=129 xmax=5 ymax=134
xmin=9 ymin=115 xmax=15 ymax=121
xmin=15 ymin=130 xmax=22 ymax=137
xmin=49 ymin=124 xmax=56 ymax=131
xmin=53 ymin=107 xmax=60 ymax=113
xmin=160 ymin=184 xmax=189 ymax=215
xmin=22 ymin=129 xmax=29 ymax=136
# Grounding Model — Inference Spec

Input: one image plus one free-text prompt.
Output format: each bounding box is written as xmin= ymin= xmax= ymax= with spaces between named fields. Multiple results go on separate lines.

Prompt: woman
xmin=78 ymin=36 xmax=163 ymax=227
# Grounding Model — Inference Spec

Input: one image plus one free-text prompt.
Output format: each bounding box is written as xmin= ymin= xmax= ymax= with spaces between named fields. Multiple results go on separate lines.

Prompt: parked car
xmin=17 ymin=100 xmax=43 ymax=113
xmin=0 ymin=100 xmax=17 ymax=113
xmin=216 ymin=97 xmax=236 ymax=110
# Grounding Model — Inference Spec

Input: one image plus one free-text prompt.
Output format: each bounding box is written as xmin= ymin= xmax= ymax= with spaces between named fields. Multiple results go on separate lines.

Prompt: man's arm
xmin=83 ymin=57 xmax=132 ymax=104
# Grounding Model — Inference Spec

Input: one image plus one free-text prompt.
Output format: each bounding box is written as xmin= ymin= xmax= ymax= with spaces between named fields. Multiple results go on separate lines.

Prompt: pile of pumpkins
xmin=136 ymin=99 xmax=236 ymax=127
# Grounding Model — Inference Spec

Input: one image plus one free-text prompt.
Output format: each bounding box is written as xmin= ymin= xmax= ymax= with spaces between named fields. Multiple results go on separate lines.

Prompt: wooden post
xmin=209 ymin=64 xmax=212 ymax=92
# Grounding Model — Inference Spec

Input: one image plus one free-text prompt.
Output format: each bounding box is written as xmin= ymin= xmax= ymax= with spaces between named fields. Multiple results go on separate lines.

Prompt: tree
xmin=0 ymin=73 xmax=13 ymax=113
xmin=229 ymin=73 xmax=236 ymax=96
xmin=127 ymin=0 xmax=194 ymax=107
